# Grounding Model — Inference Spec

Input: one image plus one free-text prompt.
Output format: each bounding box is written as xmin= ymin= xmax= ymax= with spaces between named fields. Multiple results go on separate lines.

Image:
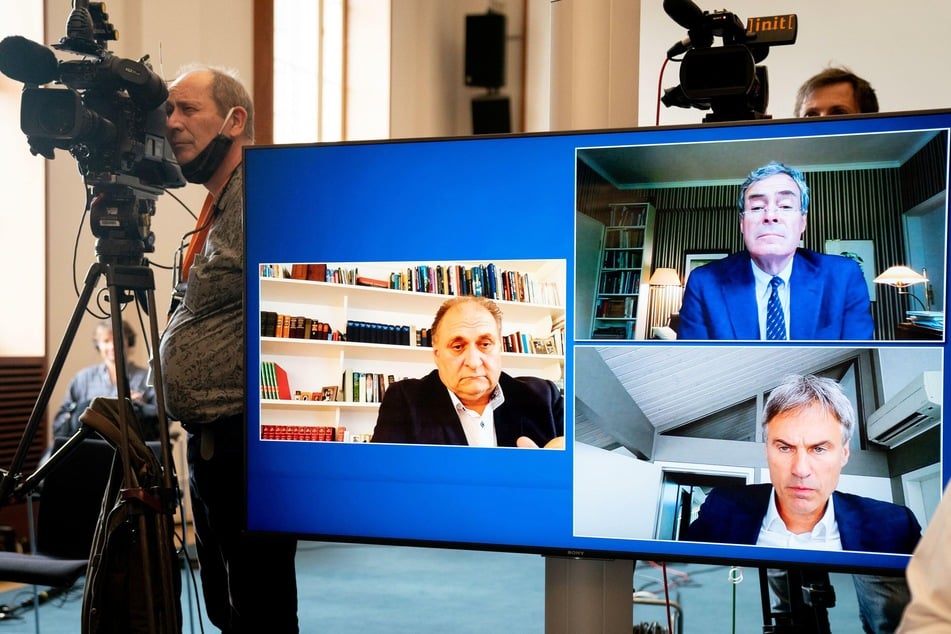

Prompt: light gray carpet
xmin=0 ymin=542 xmax=873 ymax=633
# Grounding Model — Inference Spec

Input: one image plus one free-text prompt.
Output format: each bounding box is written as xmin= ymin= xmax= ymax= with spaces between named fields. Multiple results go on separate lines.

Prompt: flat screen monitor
xmin=245 ymin=109 xmax=949 ymax=574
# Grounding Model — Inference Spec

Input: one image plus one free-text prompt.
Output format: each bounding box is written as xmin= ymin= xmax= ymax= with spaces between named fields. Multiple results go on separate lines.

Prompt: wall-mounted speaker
xmin=465 ymin=12 xmax=506 ymax=89
xmin=472 ymin=95 xmax=511 ymax=135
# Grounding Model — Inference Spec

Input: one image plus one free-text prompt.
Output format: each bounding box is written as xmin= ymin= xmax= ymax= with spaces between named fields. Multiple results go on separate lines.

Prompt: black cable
xmin=163 ymin=187 xmax=198 ymax=221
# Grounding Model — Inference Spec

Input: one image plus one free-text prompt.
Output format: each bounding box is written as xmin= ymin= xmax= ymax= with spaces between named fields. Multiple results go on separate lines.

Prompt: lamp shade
xmin=873 ymin=266 xmax=928 ymax=288
xmin=649 ymin=268 xmax=681 ymax=287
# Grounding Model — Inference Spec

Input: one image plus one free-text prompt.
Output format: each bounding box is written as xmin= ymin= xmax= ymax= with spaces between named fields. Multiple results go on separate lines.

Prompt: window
xmin=272 ymin=0 xmax=344 ymax=143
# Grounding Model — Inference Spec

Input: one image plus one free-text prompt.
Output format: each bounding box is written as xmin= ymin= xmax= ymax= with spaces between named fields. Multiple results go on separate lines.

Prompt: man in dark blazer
xmin=684 ymin=483 xmax=921 ymax=554
xmin=678 ymin=161 xmax=874 ymax=340
xmin=683 ymin=374 xmax=920 ymax=634
xmin=371 ymin=296 xmax=564 ymax=448
xmin=683 ymin=374 xmax=921 ymax=551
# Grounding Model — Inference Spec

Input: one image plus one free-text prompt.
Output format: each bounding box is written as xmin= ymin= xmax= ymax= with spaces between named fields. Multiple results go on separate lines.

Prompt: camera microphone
xmin=0 ymin=35 xmax=59 ymax=85
xmin=663 ymin=0 xmax=704 ymax=31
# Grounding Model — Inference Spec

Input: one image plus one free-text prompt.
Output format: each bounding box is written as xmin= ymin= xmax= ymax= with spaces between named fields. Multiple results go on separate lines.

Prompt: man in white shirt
xmin=370 ymin=296 xmax=564 ymax=448
xmin=677 ymin=162 xmax=874 ymax=340
xmin=684 ymin=374 xmax=921 ymax=632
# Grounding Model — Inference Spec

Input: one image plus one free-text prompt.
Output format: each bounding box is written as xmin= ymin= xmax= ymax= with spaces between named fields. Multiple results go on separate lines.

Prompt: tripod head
xmin=88 ymin=179 xmax=163 ymax=266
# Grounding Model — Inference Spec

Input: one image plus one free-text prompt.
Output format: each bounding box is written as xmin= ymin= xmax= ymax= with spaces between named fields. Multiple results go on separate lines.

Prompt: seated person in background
xmin=683 ymin=374 xmax=921 ymax=633
xmin=371 ymin=296 xmax=564 ymax=448
xmin=677 ymin=161 xmax=874 ymax=340
xmin=52 ymin=318 xmax=158 ymax=441
xmin=897 ymin=480 xmax=951 ymax=632
xmin=794 ymin=66 xmax=879 ymax=117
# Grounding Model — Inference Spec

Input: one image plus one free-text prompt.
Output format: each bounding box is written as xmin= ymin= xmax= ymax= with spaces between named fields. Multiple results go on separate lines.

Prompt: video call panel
xmin=245 ymin=110 xmax=950 ymax=573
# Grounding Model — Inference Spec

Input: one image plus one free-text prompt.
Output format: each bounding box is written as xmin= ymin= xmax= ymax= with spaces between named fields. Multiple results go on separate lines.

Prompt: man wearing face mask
xmin=160 ymin=65 xmax=299 ymax=633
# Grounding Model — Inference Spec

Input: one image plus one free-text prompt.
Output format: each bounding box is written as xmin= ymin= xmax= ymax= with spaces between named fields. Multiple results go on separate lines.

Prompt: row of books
xmin=387 ymin=264 xmax=557 ymax=305
xmin=262 ymin=309 xmax=562 ymax=355
xmin=343 ymin=370 xmax=405 ymax=403
xmin=261 ymin=361 xmax=292 ymax=400
xmin=261 ymin=425 xmax=345 ymax=442
xmin=261 ymin=311 xmax=340 ymax=340
xmin=260 ymin=263 xmax=327 ymax=280
xmin=602 ymin=249 xmax=644 ymax=269
xmin=503 ymin=330 xmax=563 ymax=356
xmin=603 ymin=227 xmax=646 ymax=249
xmin=611 ymin=205 xmax=649 ymax=227
xmin=262 ymin=311 xmax=430 ymax=347
xmin=260 ymin=261 xmax=562 ymax=306
xmin=595 ymin=297 xmax=637 ymax=319
xmin=346 ymin=321 xmax=431 ymax=347
xmin=261 ymin=361 xmax=400 ymax=405
xmin=261 ymin=426 xmax=374 ymax=443
xmin=599 ymin=270 xmax=642 ymax=295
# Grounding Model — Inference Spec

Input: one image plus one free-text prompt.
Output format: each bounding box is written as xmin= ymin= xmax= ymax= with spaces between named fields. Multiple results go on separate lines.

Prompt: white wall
xmin=639 ymin=1 xmax=951 ymax=126
xmin=347 ymin=0 xmax=391 ymax=140
xmin=549 ymin=0 xmax=640 ymax=131
xmin=0 ymin=6 xmax=44 ymax=356
xmin=390 ymin=0 xmax=527 ymax=138
xmin=574 ymin=442 xmax=659 ymax=539
xmin=878 ymin=347 xmax=944 ymax=401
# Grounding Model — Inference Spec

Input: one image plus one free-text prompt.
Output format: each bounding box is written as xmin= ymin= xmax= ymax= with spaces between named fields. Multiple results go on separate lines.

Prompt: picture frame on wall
xmin=825 ymin=239 xmax=876 ymax=300
xmin=684 ymin=251 xmax=729 ymax=284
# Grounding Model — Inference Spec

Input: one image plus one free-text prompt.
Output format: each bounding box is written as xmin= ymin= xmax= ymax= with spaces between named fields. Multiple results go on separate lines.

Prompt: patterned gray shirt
xmin=160 ymin=167 xmax=244 ymax=424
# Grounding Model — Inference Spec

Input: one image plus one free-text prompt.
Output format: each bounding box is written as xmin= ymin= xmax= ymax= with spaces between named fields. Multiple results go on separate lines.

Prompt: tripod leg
xmin=142 ymin=282 xmax=183 ymax=631
xmin=82 ymin=263 xmax=182 ymax=633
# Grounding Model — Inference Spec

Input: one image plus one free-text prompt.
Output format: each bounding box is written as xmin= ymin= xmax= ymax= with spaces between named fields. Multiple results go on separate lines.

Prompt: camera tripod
xmin=0 ymin=253 xmax=182 ymax=632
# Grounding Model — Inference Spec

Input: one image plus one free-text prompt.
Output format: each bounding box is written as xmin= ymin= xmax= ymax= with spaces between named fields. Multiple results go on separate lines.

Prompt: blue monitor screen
xmin=245 ymin=110 xmax=949 ymax=573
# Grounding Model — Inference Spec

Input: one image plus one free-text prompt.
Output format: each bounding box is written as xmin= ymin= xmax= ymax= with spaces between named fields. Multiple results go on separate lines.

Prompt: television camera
xmin=661 ymin=0 xmax=798 ymax=122
xmin=0 ymin=0 xmax=184 ymax=263
xmin=0 ymin=4 xmax=182 ymax=628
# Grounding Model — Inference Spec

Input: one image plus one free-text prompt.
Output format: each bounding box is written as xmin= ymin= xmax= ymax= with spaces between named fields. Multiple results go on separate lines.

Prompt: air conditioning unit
xmin=867 ymin=371 xmax=942 ymax=448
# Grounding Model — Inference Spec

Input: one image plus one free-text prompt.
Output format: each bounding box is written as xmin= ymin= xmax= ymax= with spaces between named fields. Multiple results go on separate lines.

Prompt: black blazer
xmin=371 ymin=370 xmax=564 ymax=447
xmin=683 ymin=483 xmax=921 ymax=554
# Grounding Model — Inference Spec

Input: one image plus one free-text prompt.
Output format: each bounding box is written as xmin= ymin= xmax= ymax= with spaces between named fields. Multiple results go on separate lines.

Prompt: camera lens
xmin=21 ymin=88 xmax=82 ymax=139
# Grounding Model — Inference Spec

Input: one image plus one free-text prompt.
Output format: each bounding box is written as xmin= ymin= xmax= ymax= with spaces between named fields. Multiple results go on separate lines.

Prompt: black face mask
xmin=180 ymin=133 xmax=234 ymax=184
xmin=179 ymin=106 xmax=237 ymax=184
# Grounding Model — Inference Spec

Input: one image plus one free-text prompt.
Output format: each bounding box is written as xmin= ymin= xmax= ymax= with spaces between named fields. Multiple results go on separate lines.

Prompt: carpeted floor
xmin=0 ymin=542 xmax=873 ymax=633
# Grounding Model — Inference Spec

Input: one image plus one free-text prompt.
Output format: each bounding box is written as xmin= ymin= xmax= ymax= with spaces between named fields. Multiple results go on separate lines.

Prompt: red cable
xmin=656 ymin=57 xmax=671 ymax=126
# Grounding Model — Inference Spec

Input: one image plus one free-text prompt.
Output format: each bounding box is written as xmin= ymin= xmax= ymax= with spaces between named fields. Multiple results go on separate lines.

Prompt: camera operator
xmin=795 ymin=66 xmax=879 ymax=117
xmin=159 ymin=65 xmax=299 ymax=633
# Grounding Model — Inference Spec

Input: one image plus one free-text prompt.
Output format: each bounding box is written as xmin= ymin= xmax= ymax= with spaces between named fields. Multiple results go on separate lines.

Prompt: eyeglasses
xmin=741 ymin=205 xmax=803 ymax=217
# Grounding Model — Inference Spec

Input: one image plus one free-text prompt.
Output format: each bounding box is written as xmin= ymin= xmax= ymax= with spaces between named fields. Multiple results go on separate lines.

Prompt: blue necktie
xmin=766 ymin=276 xmax=786 ymax=340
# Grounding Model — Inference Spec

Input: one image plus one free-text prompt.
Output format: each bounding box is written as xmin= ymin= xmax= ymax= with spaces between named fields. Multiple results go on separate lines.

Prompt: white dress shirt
xmin=447 ymin=384 xmax=505 ymax=447
xmin=752 ymin=260 xmax=793 ymax=340
xmin=756 ymin=488 xmax=843 ymax=550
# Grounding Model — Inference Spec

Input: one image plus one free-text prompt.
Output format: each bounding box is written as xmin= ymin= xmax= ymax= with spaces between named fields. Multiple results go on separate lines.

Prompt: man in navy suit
xmin=678 ymin=161 xmax=874 ymax=340
xmin=371 ymin=296 xmax=564 ymax=448
xmin=683 ymin=374 xmax=920 ymax=633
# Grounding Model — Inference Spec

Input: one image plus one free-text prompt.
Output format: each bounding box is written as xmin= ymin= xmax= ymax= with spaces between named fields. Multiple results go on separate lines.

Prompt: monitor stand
xmin=759 ymin=568 xmax=835 ymax=634
xmin=544 ymin=557 xmax=634 ymax=633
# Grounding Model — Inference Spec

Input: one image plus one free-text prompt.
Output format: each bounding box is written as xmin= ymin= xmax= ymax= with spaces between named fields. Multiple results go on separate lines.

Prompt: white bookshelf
xmin=258 ymin=259 xmax=566 ymax=441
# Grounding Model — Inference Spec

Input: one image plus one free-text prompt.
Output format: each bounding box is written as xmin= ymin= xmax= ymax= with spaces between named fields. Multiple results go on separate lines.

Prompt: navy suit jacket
xmin=678 ymin=249 xmax=874 ymax=340
xmin=683 ymin=483 xmax=922 ymax=554
xmin=370 ymin=370 xmax=564 ymax=447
